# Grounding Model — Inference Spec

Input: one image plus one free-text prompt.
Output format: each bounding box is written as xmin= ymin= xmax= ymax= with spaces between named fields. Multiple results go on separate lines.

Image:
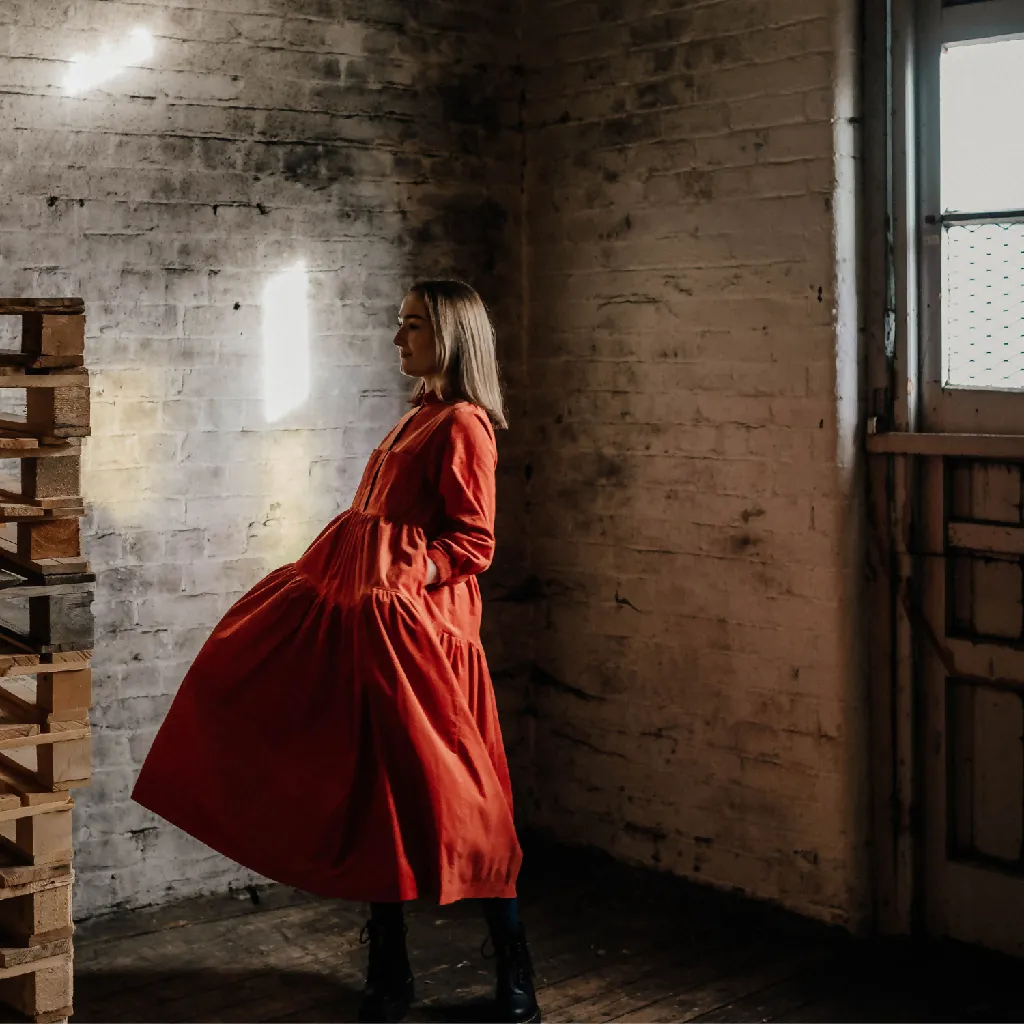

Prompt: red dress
xmin=132 ymin=395 xmax=522 ymax=904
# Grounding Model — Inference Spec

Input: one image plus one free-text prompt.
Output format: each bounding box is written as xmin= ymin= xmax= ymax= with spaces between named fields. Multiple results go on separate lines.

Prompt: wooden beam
xmin=0 ymin=443 xmax=77 ymax=459
xmin=0 ymin=376 xmax=87 ymax=390
xmin=0 ymin=583 xmax=93 ymax=601
xmin=0 ymin=506 xmax=85 ymax=523
xmin=0 ymin=731 xmax=88 ymax=754
xmin=0 ymin=301 xmax=83 ymax=316
xmin=0 ymin=655 xmax=91 ymax=679
xmin=868 ymin=432 xmax=1024 ymax=459
xmin=0 ymin=952 xmax=68 ymax=981
xmin=945 ymin=637 xmax=1024 ymax=688
xmin=948 ymin=522 xmax=1024 ymax=556
xmin=0 ymin=798 xmax=72 ymax=826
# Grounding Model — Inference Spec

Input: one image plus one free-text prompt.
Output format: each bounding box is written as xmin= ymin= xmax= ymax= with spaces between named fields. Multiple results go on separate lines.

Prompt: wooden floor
xmin=70 ymin=843 xmax=1024 ymax=1023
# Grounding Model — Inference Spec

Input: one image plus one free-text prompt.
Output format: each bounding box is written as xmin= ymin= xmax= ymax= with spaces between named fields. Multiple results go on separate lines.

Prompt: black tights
xmin=370 ymin=897 xmax=520 ymax=939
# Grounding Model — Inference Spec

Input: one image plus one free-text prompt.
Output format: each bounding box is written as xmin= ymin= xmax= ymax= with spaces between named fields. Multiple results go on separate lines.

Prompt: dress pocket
xmin=381 ymin=521 xmax=431 ymax=593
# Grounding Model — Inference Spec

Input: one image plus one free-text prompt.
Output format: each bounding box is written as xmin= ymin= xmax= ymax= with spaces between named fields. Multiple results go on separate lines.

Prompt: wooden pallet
xmin=0 ymin=452 xmax=83 ymax=512
xmin=0 ymin=929 xmax=73 ymax=1023
xmin=0 ymin=657 xmax=90 ymax=795
xmin=0 ymin=734 xmax=90 ymax=797
xmin=0 ymin=302 xmax=88 ymax=587
xmin=0 ymin=582 xmax=94 ymax=656
xmin=0 ymin=667 xmax=90 ymax=725
xmin=0 ymin=795 xmax=73 ymax=868
xmin=0 ymin=467 xmax=87 ymax=584
xmin=0 ymin=301 xmax=90 ymax=1024
xmin=0 ymin=872 xmax=73 ymax=948
xmin=0 ymin=952 xmax=71 ymax=1022
xmin=0 ymin=300 xmax=84 ymax=372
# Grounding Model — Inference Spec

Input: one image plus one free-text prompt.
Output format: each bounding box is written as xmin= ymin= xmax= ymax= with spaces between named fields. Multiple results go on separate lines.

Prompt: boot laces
xmin=510 ymin=932 xmax=535 ymax=986
xmin=482 ymin=930 xmax=534 ymax=989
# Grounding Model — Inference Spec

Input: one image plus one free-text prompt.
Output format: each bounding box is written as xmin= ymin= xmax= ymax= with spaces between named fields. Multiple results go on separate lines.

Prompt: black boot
xmin=358 ymin=918 xmax=414 ymax=1023
xmin=488 ymin=923 xmax=542 ymax=1023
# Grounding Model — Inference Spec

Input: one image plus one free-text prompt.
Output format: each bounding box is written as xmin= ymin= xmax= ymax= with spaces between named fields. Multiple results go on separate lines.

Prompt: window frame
xmin=918 ymin=0 xmax=1024 ymax=432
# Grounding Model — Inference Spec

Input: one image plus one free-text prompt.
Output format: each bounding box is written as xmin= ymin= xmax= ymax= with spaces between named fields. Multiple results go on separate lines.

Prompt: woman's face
xmin=394 ymin=292 xmax=439 ymax=379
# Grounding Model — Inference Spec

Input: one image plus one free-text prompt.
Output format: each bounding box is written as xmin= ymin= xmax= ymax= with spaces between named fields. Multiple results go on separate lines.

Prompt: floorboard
xmin=67 ymin=842 xmax=1024 ymax=1023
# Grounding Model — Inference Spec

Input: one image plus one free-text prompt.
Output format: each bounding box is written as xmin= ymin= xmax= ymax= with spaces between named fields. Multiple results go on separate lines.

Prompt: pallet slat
xmin=0 ymin=732 xmax=89 ymax=755
xmin=0 ymin=586 xmax=89 ymax=603
xmin=0 ymin=938 xmax=71 ymax=971
xmin=0 ymin=379 xmax=87 ymax=392
xmin=0 ymin=849 xmax=71 ymax=893
xmin=0 ymin=859 xmax=71 ymax=898
xmin=0 ymin=301 xmax=83 ymax=316
xmin=0 ymin=447 xmax=76 ymax=461
xmin=0 ymin=510 xmax=84 ymax=526
xmin=0 ymin=555 xmax=90 ymax=583
xmin=0 ymin=655 xmax=90 ymax=680
xmin=0 ymin=357 xmax=83 ymax=372
xmin=0 ymin=303 xmax=82 ymax=316
xmin=0 ymin=730 xmax=34 ymax=748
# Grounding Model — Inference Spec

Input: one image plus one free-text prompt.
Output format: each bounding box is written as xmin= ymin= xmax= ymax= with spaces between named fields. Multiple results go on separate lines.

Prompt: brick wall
xmin=0 ymin=0 xmax=871 ymax=928
xmin=521 ymin=0 xmax=869 ymax=927
xmin=0 ymin=0 xmax=525 ymax=918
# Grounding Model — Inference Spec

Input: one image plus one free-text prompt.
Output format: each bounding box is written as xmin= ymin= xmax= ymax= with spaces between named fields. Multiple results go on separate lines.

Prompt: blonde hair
xmin=409 ymin=279 xmax=508 ymax=430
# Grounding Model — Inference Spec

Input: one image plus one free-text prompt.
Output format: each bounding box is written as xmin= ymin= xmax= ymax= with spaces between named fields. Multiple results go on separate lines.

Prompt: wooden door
xmin=920 ymin=456 xmax=1024 ymax=954
xmin=916 ymin=0 xmax=1024 ymax=955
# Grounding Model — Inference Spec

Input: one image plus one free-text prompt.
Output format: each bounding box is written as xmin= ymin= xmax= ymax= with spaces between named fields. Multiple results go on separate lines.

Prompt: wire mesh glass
xmin=943 ymin=221 xmax=1024 ymax=390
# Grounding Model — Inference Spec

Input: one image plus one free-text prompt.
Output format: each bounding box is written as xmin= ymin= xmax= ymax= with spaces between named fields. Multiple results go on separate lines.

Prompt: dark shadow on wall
xmin=363 ymin=6 xmax=536 ymax=815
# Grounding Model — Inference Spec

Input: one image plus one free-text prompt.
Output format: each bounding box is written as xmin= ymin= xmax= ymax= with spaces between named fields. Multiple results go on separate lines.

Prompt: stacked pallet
xmin=0 ymin=299 xmax=92 ymax=1024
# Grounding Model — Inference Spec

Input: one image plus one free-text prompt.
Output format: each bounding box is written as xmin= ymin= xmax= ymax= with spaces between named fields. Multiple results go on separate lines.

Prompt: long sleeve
xmin=426 ymin=406 xmax=497 ymax=587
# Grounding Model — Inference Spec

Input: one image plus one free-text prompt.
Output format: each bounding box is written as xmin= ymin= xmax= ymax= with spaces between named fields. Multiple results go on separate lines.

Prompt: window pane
xmin=941 ymin=39 xmax=1024 ymax=214
xmin=944 ymin=222 xmax=1024 ymax=389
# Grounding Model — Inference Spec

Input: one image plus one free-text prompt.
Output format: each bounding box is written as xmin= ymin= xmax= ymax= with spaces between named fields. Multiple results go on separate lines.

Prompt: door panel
xmin=922 ymin=456 xmax=1024 ymax=954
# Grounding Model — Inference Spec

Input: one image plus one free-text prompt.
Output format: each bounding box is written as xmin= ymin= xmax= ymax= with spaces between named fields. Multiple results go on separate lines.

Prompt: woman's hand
xmin=426 ymin=558 xmax=438 ymax=587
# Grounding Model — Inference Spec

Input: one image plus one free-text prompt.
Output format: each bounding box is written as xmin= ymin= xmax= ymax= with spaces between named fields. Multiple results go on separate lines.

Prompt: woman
xmin=132 ymin=280 xmax=540 ymax=1024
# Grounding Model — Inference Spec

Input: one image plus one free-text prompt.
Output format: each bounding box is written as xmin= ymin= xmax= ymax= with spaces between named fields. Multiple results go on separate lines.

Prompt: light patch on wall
xmin=262 ymin=262 xmax=311 ymax=424
xmin=64 ymin=27 xmax=156 ymax=95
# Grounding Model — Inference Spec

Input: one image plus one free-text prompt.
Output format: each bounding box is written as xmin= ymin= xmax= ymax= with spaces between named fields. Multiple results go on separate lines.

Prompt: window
xmin=933 ymin=10 xmax=1024 ymax=390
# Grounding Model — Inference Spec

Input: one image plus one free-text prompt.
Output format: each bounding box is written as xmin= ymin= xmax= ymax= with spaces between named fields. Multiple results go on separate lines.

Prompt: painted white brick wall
xmin=0 ymin=0 xmax=525 ymax=918
xmin=522 ymin=0 xmax=869 ymax=928
xmin=0 ymin=0 xmax=870 ymax=929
